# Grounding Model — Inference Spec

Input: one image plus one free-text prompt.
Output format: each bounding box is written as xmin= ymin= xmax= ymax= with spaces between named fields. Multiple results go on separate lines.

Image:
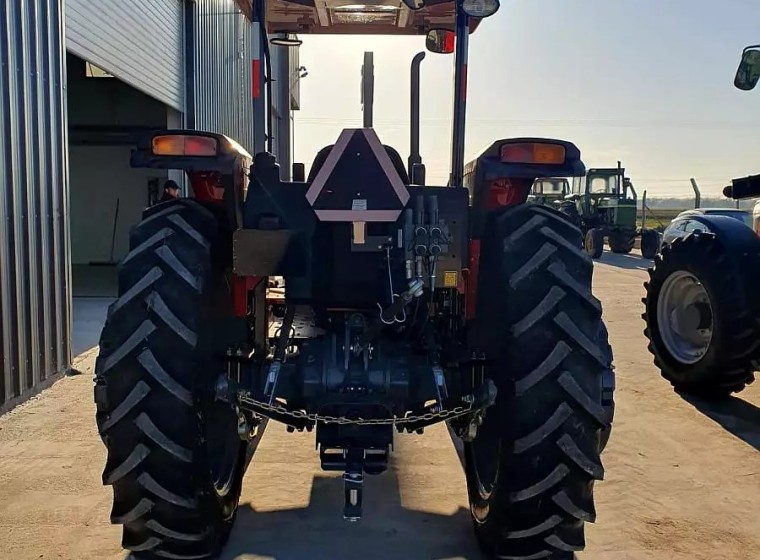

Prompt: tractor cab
xmin=528 ymin=177 xmax=571 ymax=207
xmin=569 ymin=165 xmax=637 ymax=231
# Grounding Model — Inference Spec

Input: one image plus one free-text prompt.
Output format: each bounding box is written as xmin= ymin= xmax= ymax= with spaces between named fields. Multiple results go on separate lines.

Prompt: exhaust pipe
xmin=408 ymin=52 xmax=426 ymax=184
xmin=690 ymin=178 xmax=701 ymax=208
xmin=361 ymin=52 xmax=374 ymax=128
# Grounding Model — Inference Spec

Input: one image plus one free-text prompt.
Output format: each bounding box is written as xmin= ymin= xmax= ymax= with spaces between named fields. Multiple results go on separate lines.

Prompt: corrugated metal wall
xmin=192 ymin=0 xmax=256 ymax=155
xmin=66 ymin=0 xmax=184 ymax=111
xmin=0 ymin=0 xmax=70 ymax=411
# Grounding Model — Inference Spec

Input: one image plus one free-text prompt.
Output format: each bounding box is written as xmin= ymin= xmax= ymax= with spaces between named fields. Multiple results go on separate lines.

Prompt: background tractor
xmin=528 ymin=177 xmax=570 ymax=208
xmin=560 ymin=163 xmax=660 ymax=259
xmin=92 ymin=1 xmax=615 ymax=559
xmin=641 ymin=46 xmax=760 ymax=398
xmin=528 ymin=177 xmax=571 ymax=207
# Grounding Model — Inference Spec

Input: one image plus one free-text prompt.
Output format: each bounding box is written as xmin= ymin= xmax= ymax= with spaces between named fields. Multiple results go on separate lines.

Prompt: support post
xmin=184 ymin=0 xmax=196 ymax=129
xmin=642 ymin=190 xmax=647 ymax=230
xmin=252 ymin=0 xmax=267 ymax=154
xmin=276 ymin=36 xmax=292 ymax=179
xmin=449 ymin=8 xmax=469 ymax=187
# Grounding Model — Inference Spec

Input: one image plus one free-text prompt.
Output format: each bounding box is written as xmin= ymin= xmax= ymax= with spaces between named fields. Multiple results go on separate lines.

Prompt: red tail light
xmin=486 ymin=178 xmax=531 ymax=209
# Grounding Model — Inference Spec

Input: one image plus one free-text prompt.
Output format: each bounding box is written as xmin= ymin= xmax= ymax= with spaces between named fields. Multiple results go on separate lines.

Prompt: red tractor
xmin=93 ymin=1 xmax=615 ymax=558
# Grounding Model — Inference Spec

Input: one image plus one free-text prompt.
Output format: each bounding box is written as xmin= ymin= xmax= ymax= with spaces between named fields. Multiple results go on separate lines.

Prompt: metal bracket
xmin=263 ymin=360 xmax=282 ymax=405
xmin=343 ymin=471 xmax=364 ymax=521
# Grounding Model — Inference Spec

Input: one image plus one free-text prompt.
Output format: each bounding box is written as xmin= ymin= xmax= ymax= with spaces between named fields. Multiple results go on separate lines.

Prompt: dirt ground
xmin=1 ymin=250 xmax=759 ymax=560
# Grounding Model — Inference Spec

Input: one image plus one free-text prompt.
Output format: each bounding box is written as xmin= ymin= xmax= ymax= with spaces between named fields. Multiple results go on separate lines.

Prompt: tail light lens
xmin=486 ymin=178 xmax=531 ymax=209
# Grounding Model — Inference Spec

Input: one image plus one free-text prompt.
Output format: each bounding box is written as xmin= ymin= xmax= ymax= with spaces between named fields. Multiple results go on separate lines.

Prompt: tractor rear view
xmin=92 ymin=1 xmax=616 ymax=559
xmin=561 ymin=164 xmax=660 ymax=259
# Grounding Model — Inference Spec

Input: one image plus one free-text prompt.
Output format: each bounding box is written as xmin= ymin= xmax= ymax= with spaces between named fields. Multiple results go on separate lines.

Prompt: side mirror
xmin=292 ymin=162 xmax=305 ymax=182
xmin=426 ymin=29 xmax=455 ymax=54
xmin=402 ymin=0 xmax=425 ymax=9
xmin=735 ymin=47 xmax=760 ymax=91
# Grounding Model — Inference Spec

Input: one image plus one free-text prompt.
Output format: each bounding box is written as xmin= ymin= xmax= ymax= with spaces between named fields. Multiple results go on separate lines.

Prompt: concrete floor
xmin=72 ymin=298 xmax=113 ymax=357
xmin=72 ymin=264 xmax=116 ymax=357
xmin=2 ymin=250 xmax=759 ymax=559
xmin=73 ymin=264 xmax=118 ymax=298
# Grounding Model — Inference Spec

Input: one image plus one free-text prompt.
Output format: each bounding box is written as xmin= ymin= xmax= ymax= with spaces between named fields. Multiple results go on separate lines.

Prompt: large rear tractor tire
xmin=94 ymin=199 xmax=247 ymax=559
xmin=466 ymin=204 xmax=615 ymax=559
xmin=608 ymin=230 xmax=635 ymax=254
xmin=643 ymin=232 xmax=759 ymax=397
xmin=640 ymin=228 xmax=661 ymax=259
xmin=584 ymin=227 xmax=604 ymax=259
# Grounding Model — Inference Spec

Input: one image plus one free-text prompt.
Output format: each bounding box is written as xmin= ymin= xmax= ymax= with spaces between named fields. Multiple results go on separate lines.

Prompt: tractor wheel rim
xmin=656 ymin=270 xmax=713 ymax=365
xmin=204 ymin=400 xmax=243 ymax=498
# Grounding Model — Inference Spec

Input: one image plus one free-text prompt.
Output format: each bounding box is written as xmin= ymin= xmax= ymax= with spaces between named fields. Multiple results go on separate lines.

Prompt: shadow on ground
xmin=679 ymin=392 xmax=760 ymax=452
xmin=595 ymin=250 xmax=653 ymax=271
xmin=223 ymin=469 xmax=482 ymax=560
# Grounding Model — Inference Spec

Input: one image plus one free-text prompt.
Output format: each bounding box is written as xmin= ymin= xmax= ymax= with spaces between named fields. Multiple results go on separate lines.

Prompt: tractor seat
xmin=307 ymin=143 xmax=410 ymax=184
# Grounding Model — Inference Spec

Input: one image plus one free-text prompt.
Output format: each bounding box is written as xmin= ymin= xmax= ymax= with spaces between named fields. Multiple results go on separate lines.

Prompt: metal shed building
xmin=0 ymin=0 xmax=295 ymax=412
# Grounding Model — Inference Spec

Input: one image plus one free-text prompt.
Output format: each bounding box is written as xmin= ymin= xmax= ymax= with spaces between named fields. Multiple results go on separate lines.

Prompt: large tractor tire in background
xmin=643 ymin=231 xmax=760 ymax=397
xmin=608 ymin=230 xmax=635 ymax=254
xmin=94 ymin=199 xmax=247 ymax=559
xmin=466 ymin=204 xmax=615 ymax=560
xmin=640 ymin=228 xmax=661 ymax=259
xmin=584 ymin=227 xmax=604 ymax=259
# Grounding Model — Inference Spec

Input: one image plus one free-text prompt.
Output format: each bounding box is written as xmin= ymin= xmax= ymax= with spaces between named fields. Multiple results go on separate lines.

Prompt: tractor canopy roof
xmin=131 ymin=130 xmax=253 ymax=173
xmin=465 ymin=137 xmax=585 ymax=179
xmin=266 ymin=0 xmax=482 ymax=35
xmin=587 ymin=167 xmax=624 ymax=176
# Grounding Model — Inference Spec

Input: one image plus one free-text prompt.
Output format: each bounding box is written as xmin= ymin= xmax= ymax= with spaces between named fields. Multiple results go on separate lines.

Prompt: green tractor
xmin=560 ymin=163 xmax=660 ymax=259
xmin=527 ymin=177 xmax=570 ymax=207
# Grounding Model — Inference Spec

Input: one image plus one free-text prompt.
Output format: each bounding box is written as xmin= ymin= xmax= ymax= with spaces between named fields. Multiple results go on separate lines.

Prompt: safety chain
xmin=238 ymin=393 xmax=475 ymax=427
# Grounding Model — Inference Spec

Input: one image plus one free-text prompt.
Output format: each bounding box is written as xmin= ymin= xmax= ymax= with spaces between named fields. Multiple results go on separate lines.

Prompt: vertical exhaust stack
xmin=361 ymin=52 xmax=374 ymax=128
xmin=690 ymin=178 xmax=701 ymax=209
xmin=409 ymin=52 xmax=426 ymax=185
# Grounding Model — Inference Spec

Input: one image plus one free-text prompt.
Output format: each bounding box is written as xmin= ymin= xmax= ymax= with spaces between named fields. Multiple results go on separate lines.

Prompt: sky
xmin=292 ymin=0 xmax=760 ymax=197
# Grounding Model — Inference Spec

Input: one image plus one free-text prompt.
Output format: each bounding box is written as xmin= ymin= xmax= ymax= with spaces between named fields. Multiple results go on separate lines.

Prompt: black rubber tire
xmin=640 ymin=229 xmax=660 ymax=259
xmin=94 ymin=199 xmax=247 ymax=559
xmin=584 ymin=227 xmax=604 ymax=259
xmin=608 ymin=230 xmax=635 ymax=254
xmin=643 ymin=232 xmax=759 ymax=397
xmin=466 ymin=204 xmax=615 ymax=560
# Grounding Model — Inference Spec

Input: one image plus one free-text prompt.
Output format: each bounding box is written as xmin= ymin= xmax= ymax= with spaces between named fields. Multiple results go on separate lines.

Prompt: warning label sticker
xmin=351 ymin=199 xmax=368 ymax=211
xmin=443 ymin=271 xmax=458 ymax=287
